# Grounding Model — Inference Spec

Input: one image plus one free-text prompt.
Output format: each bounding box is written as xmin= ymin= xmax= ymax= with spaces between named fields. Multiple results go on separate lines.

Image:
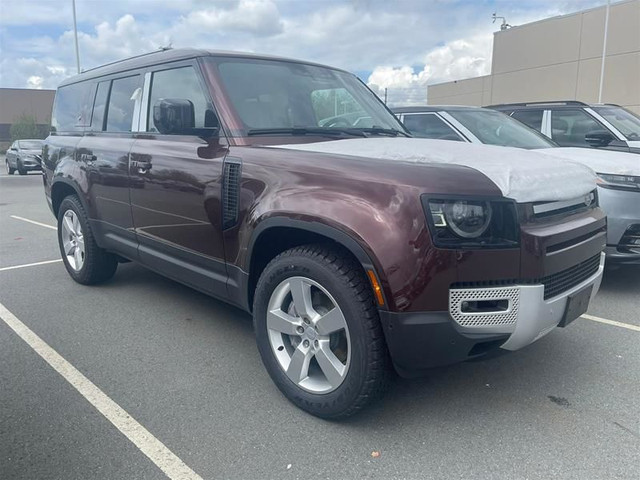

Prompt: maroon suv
xmin=42 ymin=49 xmax=606 ymax=418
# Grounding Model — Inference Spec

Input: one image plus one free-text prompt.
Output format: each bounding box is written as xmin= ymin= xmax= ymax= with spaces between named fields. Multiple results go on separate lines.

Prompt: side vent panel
xmin=222 ymin=157 xmax=242 ymax=230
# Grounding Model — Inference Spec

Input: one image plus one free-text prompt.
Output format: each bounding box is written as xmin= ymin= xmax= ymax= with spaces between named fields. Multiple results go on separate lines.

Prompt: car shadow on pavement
xmin=599 ymin=263 xmax=640 ymax=294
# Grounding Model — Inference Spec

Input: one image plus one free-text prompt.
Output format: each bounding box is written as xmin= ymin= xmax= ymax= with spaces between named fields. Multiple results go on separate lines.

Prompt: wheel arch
xmin=50 ymin=178 xmax=90 ymax=218
xmin=245 ymin=217 xmax=388 ymax=312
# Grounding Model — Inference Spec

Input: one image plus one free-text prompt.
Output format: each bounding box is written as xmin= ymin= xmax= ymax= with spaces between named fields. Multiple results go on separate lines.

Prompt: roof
xmin=61 ymin=48 xmax=351 ymax=87
xmin=392 ymin=105 xmax=485 ymax=114
xmin=488 ymin=100 xmax=622 ymax=109
xmin=0 ymin=88 xmax=56 ymax=124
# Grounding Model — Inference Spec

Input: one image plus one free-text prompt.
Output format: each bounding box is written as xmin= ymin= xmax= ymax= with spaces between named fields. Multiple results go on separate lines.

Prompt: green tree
xmin=10 ymin=113 xmax=43 ymax=141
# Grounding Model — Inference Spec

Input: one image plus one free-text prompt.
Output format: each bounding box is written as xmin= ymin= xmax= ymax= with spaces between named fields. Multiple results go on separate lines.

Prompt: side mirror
xmin=153 ymin=98 xmax=195 ymax=135
xmin=585 ymin=130 xmax=614 ymax=147
xmin=9 ymin=146 xmax=17 ymax=151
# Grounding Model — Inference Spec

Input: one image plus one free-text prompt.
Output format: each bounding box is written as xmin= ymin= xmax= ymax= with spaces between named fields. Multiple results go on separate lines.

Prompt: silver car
xmin=5 ymin=139 xmax=43 ymax=175
xmin=394 ymin=106 xmax=640 ymax=264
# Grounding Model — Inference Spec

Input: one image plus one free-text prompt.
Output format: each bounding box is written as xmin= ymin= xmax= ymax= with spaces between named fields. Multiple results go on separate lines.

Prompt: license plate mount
xmin=559 ymin=285 xmax=593 ymax=328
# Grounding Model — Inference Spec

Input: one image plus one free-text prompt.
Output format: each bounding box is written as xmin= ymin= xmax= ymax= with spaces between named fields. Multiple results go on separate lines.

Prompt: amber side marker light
xmin=367 ymin=270 xmax=385 ymax=306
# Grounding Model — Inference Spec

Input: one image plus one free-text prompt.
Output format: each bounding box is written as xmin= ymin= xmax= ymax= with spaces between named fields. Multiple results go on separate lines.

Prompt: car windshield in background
xmin=211 ymin=58 xmax=405 ymax=136
xmin=19 ymin=140 xmax=43 ymax=150
xmin=592 ymin=107 xmax=640 ymax=140
xmin=448 ymin=109 xmax=556 ymax=149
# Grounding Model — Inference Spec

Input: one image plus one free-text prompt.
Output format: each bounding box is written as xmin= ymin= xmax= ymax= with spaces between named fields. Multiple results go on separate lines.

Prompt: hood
xmin=272 ymin=138 xmax=596 ymax=203
xmin=537 ymin=147 xmax=640 ymax=176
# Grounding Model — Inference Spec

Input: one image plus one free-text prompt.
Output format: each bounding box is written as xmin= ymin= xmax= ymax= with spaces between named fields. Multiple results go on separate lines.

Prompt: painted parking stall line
xmin=10 ymin=215 xmax=57 ymax=230
xmin=581 ymin=314 xmax=640 ymax=332
xmin=0 ymin=259 xmax=63 ymax=272
xmin=0 ymin=302 xmax=204 ymax=480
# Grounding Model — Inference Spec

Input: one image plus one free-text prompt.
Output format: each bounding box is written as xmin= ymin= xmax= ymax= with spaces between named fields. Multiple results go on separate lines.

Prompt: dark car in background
xmin=43 ymin=49 xmax=606 ymax=418
xmin=5 ymin=139 xmax=43 ymax=175
xmin=393 ymin=105 xmax=640 ymax=264
xmin=488 ymin=101 xmax=640 ymax=154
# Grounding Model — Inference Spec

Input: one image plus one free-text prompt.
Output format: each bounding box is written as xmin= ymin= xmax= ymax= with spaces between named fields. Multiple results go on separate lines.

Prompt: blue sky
xmin=0 ymin=0 xmax=608 ymax=105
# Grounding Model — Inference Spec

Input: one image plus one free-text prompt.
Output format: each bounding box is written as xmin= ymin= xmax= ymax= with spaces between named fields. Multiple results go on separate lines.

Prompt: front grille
xmin=452 ymin=253 xmax=601 ymax=301
xmin=540 ymin=254 xmax=600 ymax=299
xmin=531 ymin=191 xmax=596 ymax=219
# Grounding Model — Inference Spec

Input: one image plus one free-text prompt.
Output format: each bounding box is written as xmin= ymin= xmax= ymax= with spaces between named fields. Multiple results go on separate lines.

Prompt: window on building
xmin=511 ymin=109 xmax=544 ymax=132
xmin=550 ymin=109 xmax=605 ymax=147
xmin=147 ymin=66 xmax=215 ymax=133
xmin=402 ymin=113 xmax=463 ymax=141
xmin=52 ymin=82 xmax=95 ymax=132
xmin=105 ymin=76 xmax=141 ymax=133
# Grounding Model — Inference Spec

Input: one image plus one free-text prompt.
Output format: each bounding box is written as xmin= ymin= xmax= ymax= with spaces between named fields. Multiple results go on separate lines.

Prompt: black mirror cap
xmin=153 ymin=98 xmax=195 ymax=135
xmin=585 ymin=130 xmax=614 ymax=147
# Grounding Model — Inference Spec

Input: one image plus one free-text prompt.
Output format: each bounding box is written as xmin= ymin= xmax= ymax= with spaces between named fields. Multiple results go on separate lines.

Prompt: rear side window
xmin=550 ymin=109 xmax=605 ymax=147
xmin=402 ymin=114 xmax=463 ymax=141
xmin=147 ymin=66 xmax=214 ymax=133
xmin=511 ymin=109 xmax=544 ymax=132
xmin=106 ymin=76 xmax=141 ymax=132
xmin=90 ymin=81 xmax=110 ymax=131
xmin=52 ymin=82 xmax=95 ymax=132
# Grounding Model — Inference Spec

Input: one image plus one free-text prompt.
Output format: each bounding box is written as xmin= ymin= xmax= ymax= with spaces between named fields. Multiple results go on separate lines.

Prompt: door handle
xmin=131 ymin=159 xmax=152 ymax=174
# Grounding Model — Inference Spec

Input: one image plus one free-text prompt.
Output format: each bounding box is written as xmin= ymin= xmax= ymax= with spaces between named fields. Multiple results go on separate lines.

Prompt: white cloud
xmin=367 ymin=34 xmax=493 ymax=106
xmin=183 ymin=0 xmax=283 ymax=36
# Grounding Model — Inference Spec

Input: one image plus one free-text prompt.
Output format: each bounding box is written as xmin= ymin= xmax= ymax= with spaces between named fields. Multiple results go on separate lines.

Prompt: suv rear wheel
xmin=57 ymin=195 xmax=118 ymax=284
xmin=6 ymin=160 xmax=15 ymax=175
xmin=253 ymin=245 xmax=389 ymax=419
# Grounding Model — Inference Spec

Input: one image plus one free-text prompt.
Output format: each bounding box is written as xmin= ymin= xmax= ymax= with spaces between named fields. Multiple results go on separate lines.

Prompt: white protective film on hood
xmin=538 ymin=148 xmax=640 ymax=176
xmin=272 ymin=138 xmax=596 ymax=203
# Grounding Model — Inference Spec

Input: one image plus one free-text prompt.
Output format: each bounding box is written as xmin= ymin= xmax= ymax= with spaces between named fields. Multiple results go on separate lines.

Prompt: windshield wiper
xmin=359 ymin=126 xmax=411 ymax=137
xmin=247 ymin=127 xmax=366 ymax=137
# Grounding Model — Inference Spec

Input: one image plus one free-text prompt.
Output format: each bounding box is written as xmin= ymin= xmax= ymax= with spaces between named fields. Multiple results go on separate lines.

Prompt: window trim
xmin=400 ymin=112 xmax=469 ymax=142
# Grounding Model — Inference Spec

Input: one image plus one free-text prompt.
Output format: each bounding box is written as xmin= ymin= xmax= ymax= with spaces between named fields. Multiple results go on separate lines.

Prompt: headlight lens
xmin=596 ymin=173 xmax=640 ymax=191
xmin=423 ymin=197 xmax=519 ymax=248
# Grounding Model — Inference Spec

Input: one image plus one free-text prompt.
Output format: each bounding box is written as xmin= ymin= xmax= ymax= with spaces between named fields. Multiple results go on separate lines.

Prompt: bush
xmin=10 ymin=113 xmax=44 ymax=141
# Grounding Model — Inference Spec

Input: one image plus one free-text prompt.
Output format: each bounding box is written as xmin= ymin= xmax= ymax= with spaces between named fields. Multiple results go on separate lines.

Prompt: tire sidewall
xmin=57 ymin=197 xmax=90 ymax=283
xmin=254 ymin=252 xmax=372 ymax=418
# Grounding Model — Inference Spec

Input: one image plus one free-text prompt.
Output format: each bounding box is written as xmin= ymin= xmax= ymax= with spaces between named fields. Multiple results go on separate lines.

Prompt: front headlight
xmin=423 ymin=196 xmax=519 ymax=248
xmin=596 ymin=173 xmax=640 ymax=191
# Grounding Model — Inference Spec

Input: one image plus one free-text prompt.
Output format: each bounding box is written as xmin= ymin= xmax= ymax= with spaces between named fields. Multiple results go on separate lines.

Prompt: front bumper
xmin=599 ymin=186 xmax=640 ymax=263
xmin=381 ymin=253 xmax=605 ymax=375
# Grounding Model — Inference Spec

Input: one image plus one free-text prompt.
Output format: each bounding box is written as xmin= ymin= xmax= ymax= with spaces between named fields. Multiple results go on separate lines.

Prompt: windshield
xmin=592 ymin=106 xmax=640 ymax=141
xmin=211 ymin=57 xmax=406 ymax=136
xmin=447 ymin=109 xmax=556 ymax=149
xmin=18 ymin=140 xmax=42 ymax=150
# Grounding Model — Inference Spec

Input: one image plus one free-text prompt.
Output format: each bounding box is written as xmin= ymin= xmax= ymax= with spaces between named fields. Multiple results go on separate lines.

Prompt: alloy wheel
xmin=61 ymin=210 xmax=85 ymax=271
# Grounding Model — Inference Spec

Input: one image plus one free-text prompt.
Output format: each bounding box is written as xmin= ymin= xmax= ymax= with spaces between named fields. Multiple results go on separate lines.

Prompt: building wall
xmin=427 ymin=0 xmax=640 ymax=115
xmin=0 ymin=88 xmax=56 ymax=147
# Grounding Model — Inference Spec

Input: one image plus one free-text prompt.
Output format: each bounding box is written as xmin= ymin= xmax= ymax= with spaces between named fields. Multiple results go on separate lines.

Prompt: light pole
xmin=597 ymin=0 xmax=610 ymax=103
xmin=72 ymin=0 xmax=81 ymax=73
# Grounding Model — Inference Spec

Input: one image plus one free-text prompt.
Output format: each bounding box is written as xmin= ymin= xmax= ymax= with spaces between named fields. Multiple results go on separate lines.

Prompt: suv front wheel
xmin=57 ymin=195 xmax=118 ymax=284
xmin=253 ymin=245 xmax=389 ymax=419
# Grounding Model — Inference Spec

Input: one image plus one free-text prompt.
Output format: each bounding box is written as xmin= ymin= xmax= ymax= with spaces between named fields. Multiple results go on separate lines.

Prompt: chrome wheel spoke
xmin=72 ymin=214 xmax=81 ymax=236
xmin=267 ymin=309 xmax=302 ymax=336
xmin=289 ymin=277 xmax=316 ymax=319
xmin=63 ymin=215 xmax=74 ymax=236
xmin=63 ymin=239 xmax=75 ymax=256
xmin=315 ymin=341 xmax=347 ymax=388
xmin=314 ymin=307 xmax=346 ymax=336
xmin=73 ymin=247 xmax=83 ymax=269
xmin=286 ymin=344 xmax=312 ymax=383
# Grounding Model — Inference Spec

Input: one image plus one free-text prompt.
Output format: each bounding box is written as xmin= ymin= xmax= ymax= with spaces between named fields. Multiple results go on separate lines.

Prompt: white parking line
xmin=581 ymin=314 xmax=640 ymax=332
xmin=0 ymin=302 xmax=203 ymax=480
xmin=0 ymin=259 xmax=63 ymax=272
xmin=10 ymin=215 xmax=57 ymax=230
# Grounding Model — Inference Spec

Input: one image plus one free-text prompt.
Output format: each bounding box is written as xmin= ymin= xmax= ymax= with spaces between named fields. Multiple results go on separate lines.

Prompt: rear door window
xmin=550 ymin=109 xmax=606 ymax=147
xmin=511 ymin=109 xmax=544 ymax=132
xmin=90 ymin=81 xmax=111 ymax=131
xmin=402 ymin=113 xmax=463 ymax=140
xmin=105 ymin=75 xmax=141 ymax=133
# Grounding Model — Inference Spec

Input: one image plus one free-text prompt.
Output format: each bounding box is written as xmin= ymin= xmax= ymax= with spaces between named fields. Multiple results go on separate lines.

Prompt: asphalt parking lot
xmin=1 ymin=168 xmax=638 ymax=480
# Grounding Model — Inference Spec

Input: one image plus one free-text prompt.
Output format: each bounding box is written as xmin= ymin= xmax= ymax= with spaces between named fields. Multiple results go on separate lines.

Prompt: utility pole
xmin=384 ymin=88 xmax=388 ymax=104
xmin=72 ymin=0 xmax=81 ymax=73
xmin=598 ymin=0 xmax=611 ymax=103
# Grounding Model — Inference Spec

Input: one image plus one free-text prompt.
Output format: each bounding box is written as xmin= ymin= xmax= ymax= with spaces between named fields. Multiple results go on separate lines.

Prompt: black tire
xmin=17 ymin=159 xmax=27 ymax=175
xmin=253 ymin=244 xmax=389 ymax=419
xmin=57 ymin=195 xmax=118 ymax=285
xmin=6 ymin=160 xmax=15 ymax=175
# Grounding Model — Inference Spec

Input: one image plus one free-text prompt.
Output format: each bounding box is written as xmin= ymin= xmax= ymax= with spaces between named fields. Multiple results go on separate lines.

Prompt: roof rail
xmin=487 ymin=100 xmax=589 ymax=108
xmin=81 ymin=47 xmax=173 ymax=74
